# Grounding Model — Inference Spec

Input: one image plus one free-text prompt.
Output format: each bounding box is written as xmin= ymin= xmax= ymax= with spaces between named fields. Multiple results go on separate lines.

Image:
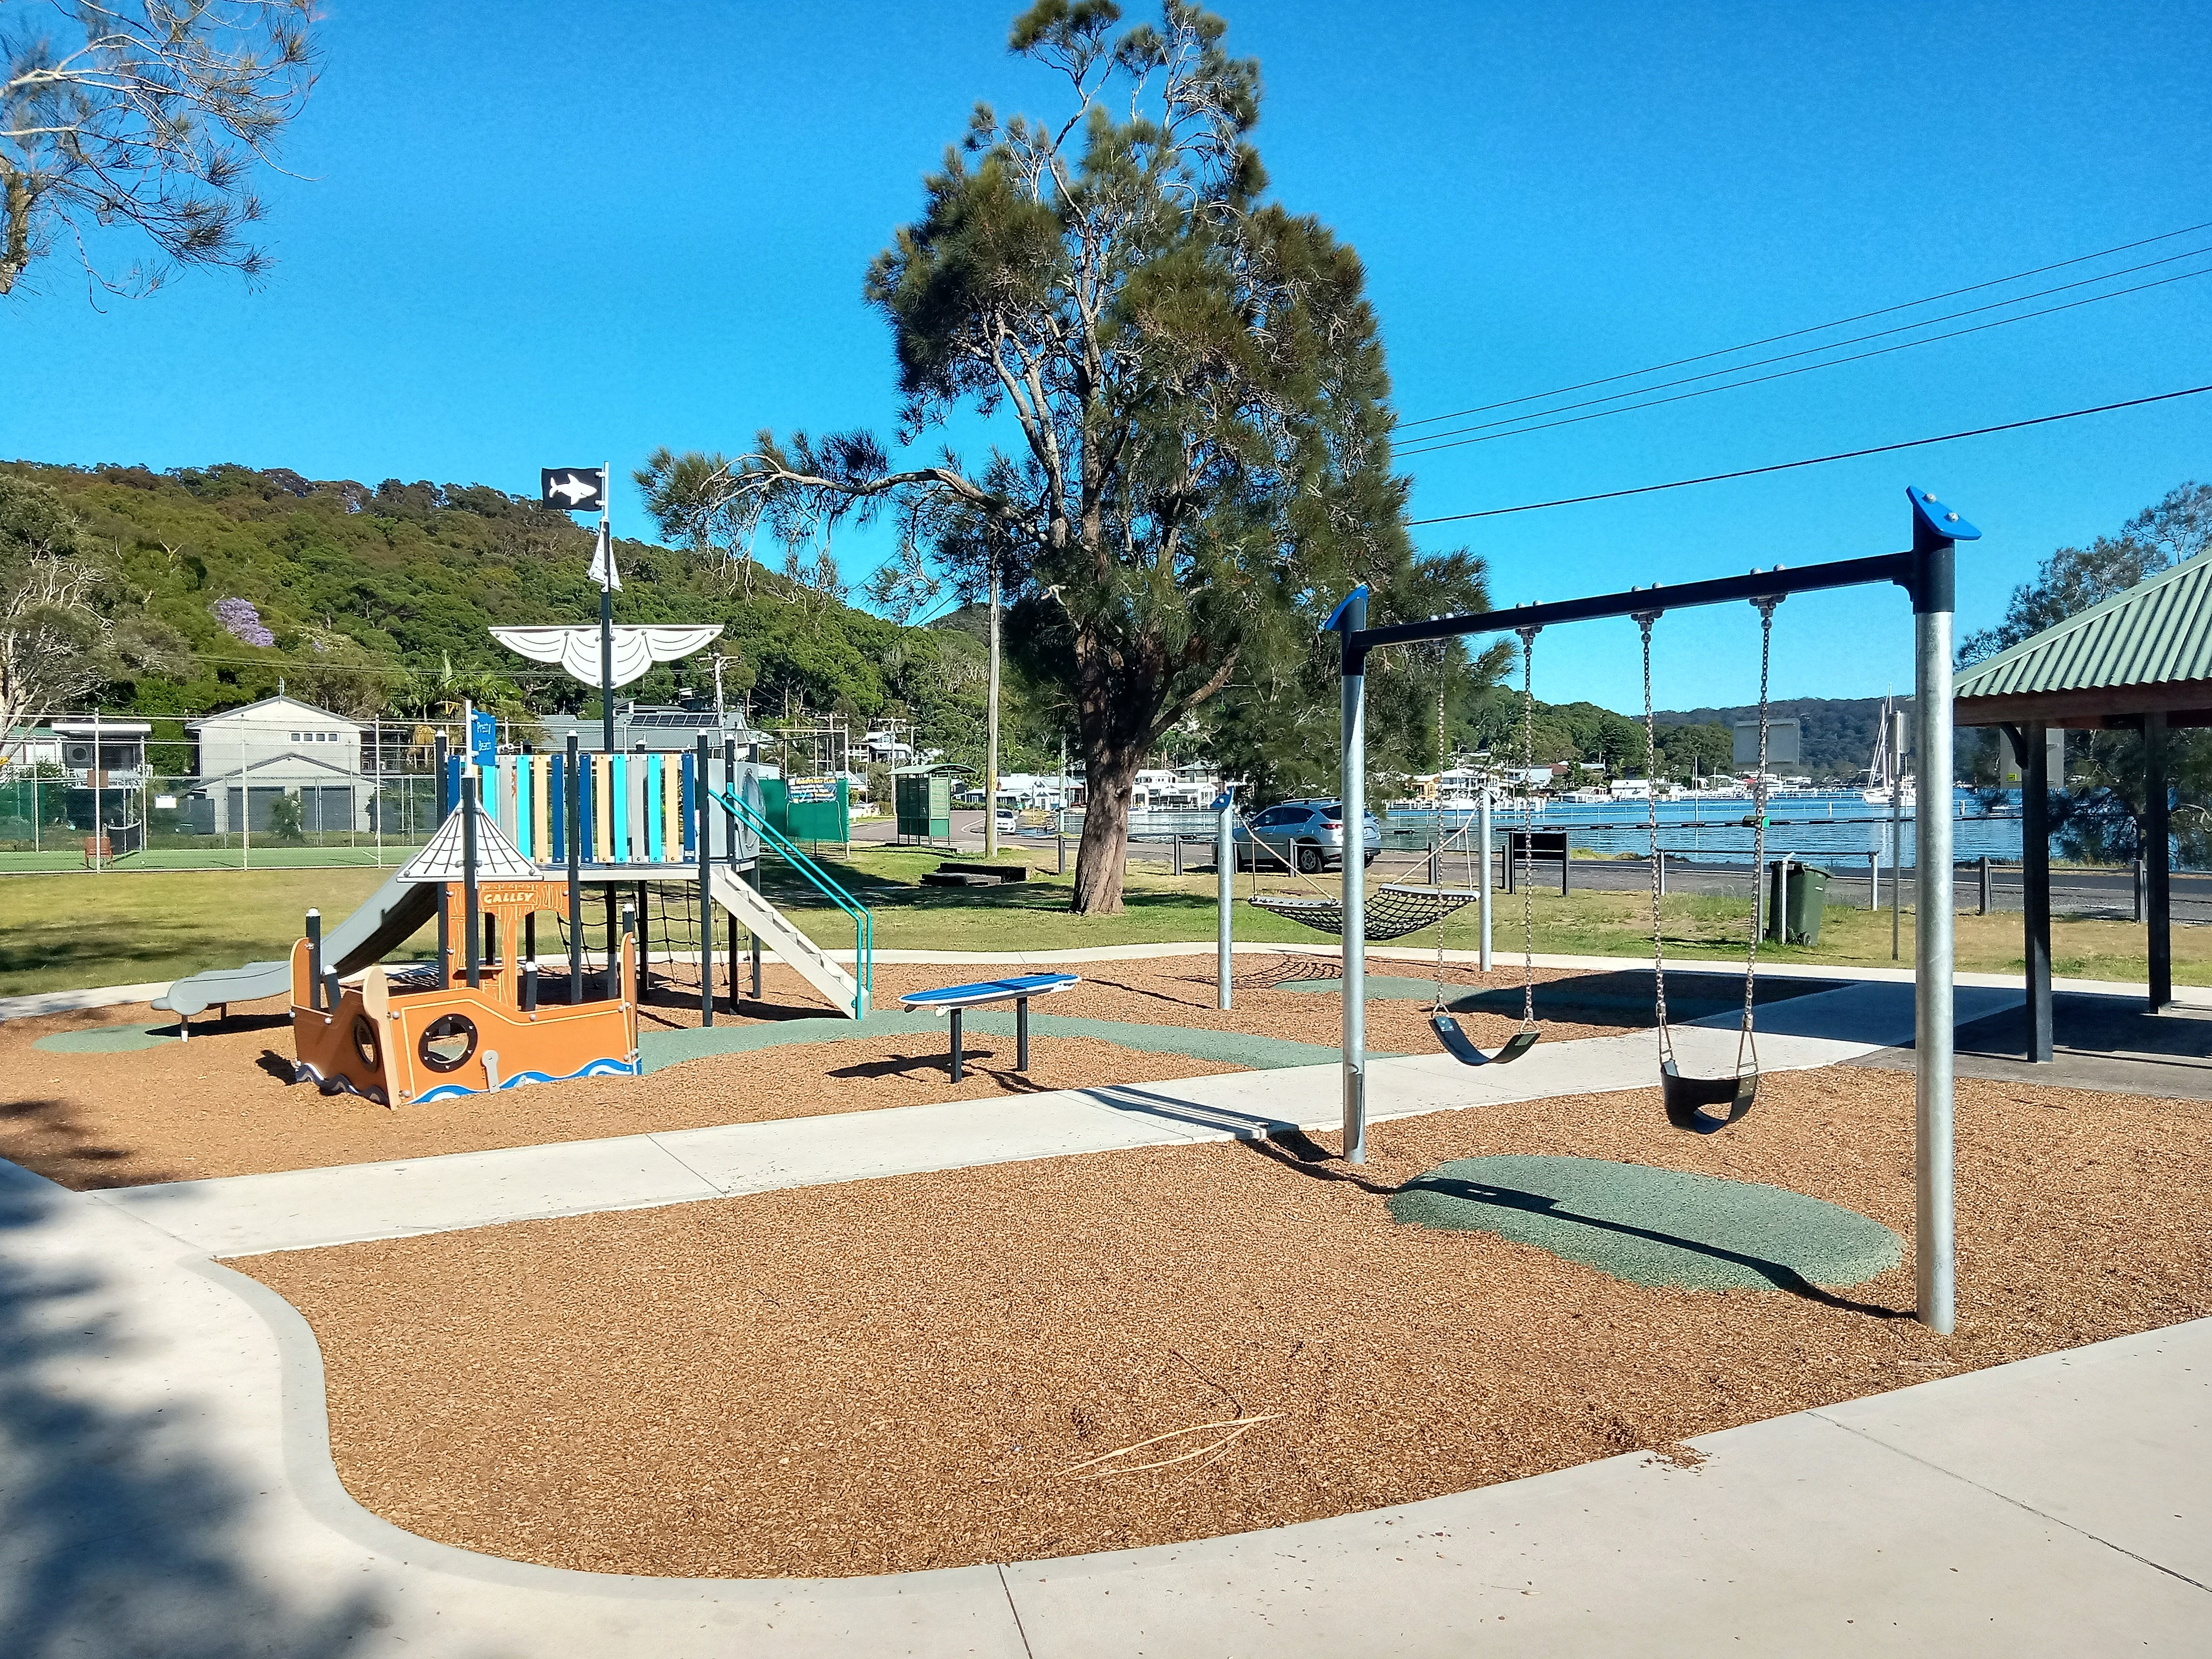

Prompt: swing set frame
xmin=1323 ymin=486 xmax=1976 ymax=1333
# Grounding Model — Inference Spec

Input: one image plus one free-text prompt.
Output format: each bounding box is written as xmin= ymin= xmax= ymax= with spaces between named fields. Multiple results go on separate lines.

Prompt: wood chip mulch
xmin=233 ymin=1066 xmax=2212 ymax=1580
xmin=0 ymin=956 xmax=1618 ymax=1189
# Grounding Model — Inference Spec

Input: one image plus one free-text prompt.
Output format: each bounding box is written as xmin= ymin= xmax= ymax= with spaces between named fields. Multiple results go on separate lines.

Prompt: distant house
xmin=538 ymin=701 xmax=768 ymax=757
xmin=2 ymin=726 xmax=63 ymax=771
xmin=186 ymin=696 xmax=367 ymax=833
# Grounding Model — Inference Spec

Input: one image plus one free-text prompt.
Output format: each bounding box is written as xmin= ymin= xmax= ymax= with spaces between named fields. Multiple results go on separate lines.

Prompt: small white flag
xmin=587 ymin=522 xmax=622 ymax=592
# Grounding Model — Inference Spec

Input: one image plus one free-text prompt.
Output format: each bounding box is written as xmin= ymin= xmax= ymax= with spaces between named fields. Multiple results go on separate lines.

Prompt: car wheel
xmin=1363 ymin=852 xmax=1378 ymax=868
xmin=1296 ymin=842 xmax=1323 ymax=874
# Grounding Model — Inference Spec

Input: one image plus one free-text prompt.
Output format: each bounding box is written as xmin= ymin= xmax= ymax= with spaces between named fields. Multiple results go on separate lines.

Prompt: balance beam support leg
xmin=950 ymin=1008 xmax=964 ymax=1083
xmin=1017 ymin=998 xmax=1030 ymax=1071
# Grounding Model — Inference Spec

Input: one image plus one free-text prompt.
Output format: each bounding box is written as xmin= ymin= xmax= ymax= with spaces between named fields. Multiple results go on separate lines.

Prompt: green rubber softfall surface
xmin=32 ymin=1022 xmax=179 ymax=1053
xmin=638 ymin=1011 xmax=1357 ymax=1075
xmin=1387 ymin=1154 xmax=1901 ymax=1293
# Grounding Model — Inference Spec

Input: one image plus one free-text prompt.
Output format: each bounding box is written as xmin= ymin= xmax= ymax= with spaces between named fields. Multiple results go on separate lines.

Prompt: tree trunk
xmin=1071 ymin=743 xmax=1140 ymax=914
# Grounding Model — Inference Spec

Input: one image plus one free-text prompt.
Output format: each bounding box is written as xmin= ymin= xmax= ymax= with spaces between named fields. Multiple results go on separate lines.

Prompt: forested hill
xmin=4 ymin=460 xmax=1023 ymax=767
xmin=1656 ymin=696 xmax=1901 ymax=781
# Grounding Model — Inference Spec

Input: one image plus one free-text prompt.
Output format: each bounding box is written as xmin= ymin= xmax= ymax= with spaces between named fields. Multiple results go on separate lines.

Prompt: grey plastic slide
xmin=154 ymin=870 xmax=439 ymax=1020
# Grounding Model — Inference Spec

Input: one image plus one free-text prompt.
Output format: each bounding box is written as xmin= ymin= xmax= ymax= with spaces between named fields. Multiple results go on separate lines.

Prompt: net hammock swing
xmin=1637 ymin=598 xmax=1778 ymax=1132
xmin=1244 ymin=626 xmax=1543 ymax=1066
xmin=1239 ymin=799 xmax=1487 ymax=942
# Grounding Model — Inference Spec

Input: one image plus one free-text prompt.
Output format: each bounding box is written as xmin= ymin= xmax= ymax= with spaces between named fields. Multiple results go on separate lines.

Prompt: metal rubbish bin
xmin=1766 ymin=862 xmax=1830 ymax=945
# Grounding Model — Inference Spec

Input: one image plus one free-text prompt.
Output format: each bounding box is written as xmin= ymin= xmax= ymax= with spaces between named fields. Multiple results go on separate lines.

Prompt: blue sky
xmin=6 ymin=0 xmax=2208 ymax=712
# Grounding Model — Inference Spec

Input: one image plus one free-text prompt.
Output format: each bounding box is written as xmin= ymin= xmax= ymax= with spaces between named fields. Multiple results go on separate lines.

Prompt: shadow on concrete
xmin=1848 ymin=993 xmax=2212 ymax=1100
xmin=0 ymin=1170 xmax=391 ymax=1656
xmin=1066 ymin=1080 xmax=1302 ymax=1143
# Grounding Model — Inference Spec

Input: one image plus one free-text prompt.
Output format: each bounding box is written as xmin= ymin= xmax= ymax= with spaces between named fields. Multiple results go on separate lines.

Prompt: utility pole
xmin=985 ymin=555 xmax=1002 ymax=859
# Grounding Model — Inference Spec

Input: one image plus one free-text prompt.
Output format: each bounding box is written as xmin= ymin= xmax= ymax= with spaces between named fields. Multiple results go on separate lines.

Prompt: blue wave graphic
xmin=414 ymin=1056 xmax=639 ymax=1103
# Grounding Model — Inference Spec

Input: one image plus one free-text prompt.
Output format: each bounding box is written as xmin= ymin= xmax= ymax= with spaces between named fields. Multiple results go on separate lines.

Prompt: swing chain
xmin=1516 ymin=625 xmax=1540 ymax=1031
xmin=1634 ymin=610 xmax=1670 ymax=1058
xmin=1739 ymin=594 xmax=1783 ymax=1077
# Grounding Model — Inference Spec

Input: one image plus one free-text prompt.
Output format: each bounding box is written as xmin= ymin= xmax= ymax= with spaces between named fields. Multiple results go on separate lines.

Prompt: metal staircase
xmin=710 ymin=786 xmax=872 ymax=1018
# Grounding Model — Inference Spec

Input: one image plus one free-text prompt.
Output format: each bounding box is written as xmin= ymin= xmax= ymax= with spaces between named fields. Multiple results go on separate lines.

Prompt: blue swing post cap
xmin=1907 ymin=485 xmax=1981 ymax=548
xmin=1321 ymin=584 xmax=1370 ymax=633
xmin=1905 ymin=486 xmax=1975 ymax=614
xmin=1323 ymin=585 xmax=1371 ymax=673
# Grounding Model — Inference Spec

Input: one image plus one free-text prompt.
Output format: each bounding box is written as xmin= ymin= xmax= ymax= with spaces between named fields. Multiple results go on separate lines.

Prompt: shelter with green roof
xmin=1955 ymin=551 xmax=2212 ymax=1048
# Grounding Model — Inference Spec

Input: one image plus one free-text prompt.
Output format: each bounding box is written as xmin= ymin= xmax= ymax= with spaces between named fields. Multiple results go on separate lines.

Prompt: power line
xmin=1392 ymin=219 xmax=2212 ymax=431
xmin=1395 ymin=244 xmax=2212 ymax=453
xmin=1403 ymin=382 xmax=2212 ymax=527
xmin=1397 ymin=264 xmax=2212 ymax=458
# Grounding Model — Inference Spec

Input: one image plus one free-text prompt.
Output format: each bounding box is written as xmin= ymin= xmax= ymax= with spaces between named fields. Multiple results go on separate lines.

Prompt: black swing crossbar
xmin=1335 ymin=550 xmax=1921 ymax=669
xmin=1432 ymin=1016 xmax=1539 ymax=1067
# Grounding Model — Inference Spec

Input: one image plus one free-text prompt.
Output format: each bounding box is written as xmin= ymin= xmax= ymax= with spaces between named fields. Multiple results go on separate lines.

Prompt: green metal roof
xmin=1955 ymin=552 xmax=2212 ymax=702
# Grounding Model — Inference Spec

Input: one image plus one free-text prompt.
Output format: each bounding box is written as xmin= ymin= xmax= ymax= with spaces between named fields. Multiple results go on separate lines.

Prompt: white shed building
xmin=187 ymin=696 xmax=368 ymax=833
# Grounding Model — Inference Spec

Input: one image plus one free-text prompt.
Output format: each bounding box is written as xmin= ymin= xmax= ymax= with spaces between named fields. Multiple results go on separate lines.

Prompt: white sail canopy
xmin=488 ymin=623 xmax=723 ymax=690
xmin=398 ymin=800 xmax=538 ymax=884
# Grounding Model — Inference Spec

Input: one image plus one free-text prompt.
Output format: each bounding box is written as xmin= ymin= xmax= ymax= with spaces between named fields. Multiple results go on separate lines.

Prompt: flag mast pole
xmin=599 ymin=459 xmax=616 ymax=755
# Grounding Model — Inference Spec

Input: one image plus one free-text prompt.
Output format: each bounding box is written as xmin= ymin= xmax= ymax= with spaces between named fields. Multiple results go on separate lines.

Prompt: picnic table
xmin=898 ymin=973 xmax=1082 ymax=1081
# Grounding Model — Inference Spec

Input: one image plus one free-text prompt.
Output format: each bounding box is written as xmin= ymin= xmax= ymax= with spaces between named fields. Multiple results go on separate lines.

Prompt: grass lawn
xmin=1 ymin=843 xmax=2201 ymax=998
xmin=0 ymin=867 xmax=426 ymax=998
xmin=0 ymin=843 xmax=429 ymax=874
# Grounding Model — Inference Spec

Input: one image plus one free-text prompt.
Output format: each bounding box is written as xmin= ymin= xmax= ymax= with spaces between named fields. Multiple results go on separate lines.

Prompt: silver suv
xmin=1234 ymin=800 xmax=1382 ymax=873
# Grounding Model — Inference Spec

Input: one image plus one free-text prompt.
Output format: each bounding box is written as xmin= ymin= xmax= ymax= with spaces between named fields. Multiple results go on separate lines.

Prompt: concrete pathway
xmin=0 ymin=979 xmax=175 ymax=1022
xmin=95 ymin=979 xmax=2020 ymax=1259
xmin=2 ymin=1151 xmax=2203 ymax=1656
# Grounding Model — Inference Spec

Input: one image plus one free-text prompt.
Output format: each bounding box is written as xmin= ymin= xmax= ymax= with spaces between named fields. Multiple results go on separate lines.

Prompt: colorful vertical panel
xmin=495 ymin=757 xmax=518 ymax=847
xmin=680 ymin=752 xmax=696 ymax=859
xmin=627 ymin=751 xmax=649 ymax=864
xmin=611 ymin=754 xmax=631 ymax=863
xmin=643 ymin=756 xmax=663 ymax=862
xmin=549 ymin=755 xmax=567 ymax=862
xmin=531 ymin=757 xmax=551 ymax=862
xmin=577 ymin=756 xmax=594 ymax=865
xmin=660 ymin=753 xmax=681 ymax=861
xmin=511 ymin=757 xmax=532 ymax=859
xmin=593 ymin=755 xmax=613 ymax=864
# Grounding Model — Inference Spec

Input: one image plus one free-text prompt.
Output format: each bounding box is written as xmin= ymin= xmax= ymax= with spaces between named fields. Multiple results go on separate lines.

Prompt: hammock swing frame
xmin=1320 ymin=488 xmax=1977 ymax=1337
xmin=1244 ymin=631 xmax=1540 ymax=1067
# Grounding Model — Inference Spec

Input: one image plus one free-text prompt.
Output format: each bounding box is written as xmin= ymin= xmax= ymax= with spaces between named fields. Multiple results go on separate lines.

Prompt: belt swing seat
xmin=1636 ymin=600 xmax=1778 ymax=1133
xmin=1427 ymin=623 xmax=1548 ymax=1066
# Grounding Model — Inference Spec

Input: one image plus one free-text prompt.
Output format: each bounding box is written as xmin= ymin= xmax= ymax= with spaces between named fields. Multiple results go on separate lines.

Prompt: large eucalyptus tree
xmin=642 ymin=0 xmax=1431 ymax=914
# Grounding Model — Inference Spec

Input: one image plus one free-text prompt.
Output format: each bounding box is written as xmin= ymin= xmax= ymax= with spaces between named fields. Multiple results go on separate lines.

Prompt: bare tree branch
xmin=1 ymin=1 xmax=319 ymax=299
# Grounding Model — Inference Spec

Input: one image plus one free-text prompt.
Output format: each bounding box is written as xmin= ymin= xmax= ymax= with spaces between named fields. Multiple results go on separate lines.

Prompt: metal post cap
xmin=1907 ymin=485 xmax=1981 ymax=548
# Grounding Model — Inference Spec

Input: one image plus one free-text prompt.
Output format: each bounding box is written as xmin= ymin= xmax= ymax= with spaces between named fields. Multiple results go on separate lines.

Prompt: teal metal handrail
xmin=713 ymin=785 xmax=873 ymax=1016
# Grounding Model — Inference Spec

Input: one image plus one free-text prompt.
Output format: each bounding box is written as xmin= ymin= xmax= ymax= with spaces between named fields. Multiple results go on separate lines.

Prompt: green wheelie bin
xmin=1766 ymin=861 xmax=1829 ymax=946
